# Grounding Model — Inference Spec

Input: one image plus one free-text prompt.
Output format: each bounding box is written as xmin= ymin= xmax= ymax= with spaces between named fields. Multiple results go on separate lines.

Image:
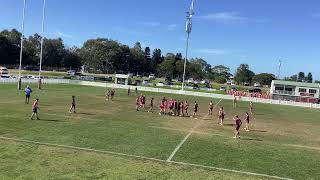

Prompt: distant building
xmin=115 ymin=74 xmax=130 ymax=85
xmin=270 ymin=80 xmax=320 ymax=103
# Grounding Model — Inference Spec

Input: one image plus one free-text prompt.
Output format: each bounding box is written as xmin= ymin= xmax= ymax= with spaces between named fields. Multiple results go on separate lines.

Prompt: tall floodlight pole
xmin=38 ymin=0 xmax=46 ymax=89
xmin=182 ymin=0 xmax=195 ymax=91
xmin=278 ymin=59 xmax=282 ymax=79
xmin=18 ymin=0 xmax=27 ymax=90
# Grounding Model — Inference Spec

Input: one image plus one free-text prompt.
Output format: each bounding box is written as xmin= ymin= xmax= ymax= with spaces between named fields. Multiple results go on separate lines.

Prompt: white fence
xmin=1 ymin=78 xmax=320 ymax=109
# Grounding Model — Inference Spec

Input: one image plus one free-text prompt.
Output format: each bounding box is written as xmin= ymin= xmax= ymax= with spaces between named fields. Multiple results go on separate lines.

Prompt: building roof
xmin=115 ymin=74 xmax=130 ymax=79
xmin=272 ymin=80 xmax=320 ymax=88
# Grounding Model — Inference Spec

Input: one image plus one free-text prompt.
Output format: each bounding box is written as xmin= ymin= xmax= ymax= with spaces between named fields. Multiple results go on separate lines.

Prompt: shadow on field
xmin=35 ymin=119 xmax=62 ymax=122
xmin=78 ymin=112 xmax=95 ymax=115
xmin=241 ymin=138 xmax=263 ymax=142
xmin=224 ymin=123 xmax=234 ymax=127
xmin=250 ymin=130 xmax=268 ymax=133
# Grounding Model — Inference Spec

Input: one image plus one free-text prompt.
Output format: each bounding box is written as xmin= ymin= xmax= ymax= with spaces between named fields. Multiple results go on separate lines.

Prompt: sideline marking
xmin=286 ymin=144 xmax=320 ymax=151
xmin=166 ymin=99 xmax=223 ymax=162
xmin=0 ymin=136 xmax=294 ymax=180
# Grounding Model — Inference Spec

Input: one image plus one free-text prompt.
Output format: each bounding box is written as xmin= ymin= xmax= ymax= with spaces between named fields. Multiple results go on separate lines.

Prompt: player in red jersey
xmin=244 ymin=112 xmax=250 ymax=131
xmin=233 ymin=115 xmax=242 ymax=139
xmin=184 ymin=101 xmax=189 ymax=116
xmin=218 ymin=107 xmax=225 ymax=126
xmin=169 ymin=98 xmax=174 ymax=115
xmin=163 ymin=98 xmax=167 ymax=114
xmin=30 ymin=98 xmax=40 ymax=120
xmin=179 ymin=101 xmax=184 ymax=117
xmin=135 ymin=96 xmax=140 ymax=111
xmin=173 ymin=99 xmax=177 ymax=116
xmin=110 ymin=89 xmax=115 ymax=101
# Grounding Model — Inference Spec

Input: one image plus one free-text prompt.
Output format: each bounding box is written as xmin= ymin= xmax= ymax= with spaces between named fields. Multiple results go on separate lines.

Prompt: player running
xmin=135 ymin=96 xmax=140 ymax=111
xmin=24 ymin=85 xmax=32 ymax=104
xmin=192 ymin=101 xmax=198 ymax=119
xmin=244 ymin=112 xmax=250 ymax=131
xmin=148 ymin=97 xmax=154 ymax=113
xmin=233 ymin=115 xmax=242 ymax=139
xmin=30 ymin=98 xmax=40 ymax=120
xmin=106 ymin=89 xmax=111 ymax=101
xmin=69 ymin=96 xmax=76 ymax=113
xmin=249 ymin=102 xmax=254 ymax=114
xmin=110 ymin=89 xmax=115 ymax=101
xmin=208 ymin=100 xmax=214 ymax=115
xmin=218 ymin=107 xmax=225 ymax=126
xmin=127 ymin=87 xmax=131 ymax=96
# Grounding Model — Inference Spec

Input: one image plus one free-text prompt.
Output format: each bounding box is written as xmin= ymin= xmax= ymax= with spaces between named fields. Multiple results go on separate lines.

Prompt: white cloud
xmin=197 ymin=49 xmax=228 ymax=55
xmin=167 ymin=24 xmax=177 ymax=31
xmin=202 ymin=12 xmax=248 ymax=23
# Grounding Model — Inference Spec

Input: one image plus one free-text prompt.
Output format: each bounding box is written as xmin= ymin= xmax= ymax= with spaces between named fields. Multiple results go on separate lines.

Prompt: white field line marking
xmin=166 ymin=99 xmax=223 ymax=162
xmin=0 ymin=136 xmax=293 ymax=180
xmin=166 ymin=129 xmax=194 ymax=162
xmin=151 ymin=126 xmax=224 ymax=137
xmin=286 ymin=144 xmax=320 ymax=151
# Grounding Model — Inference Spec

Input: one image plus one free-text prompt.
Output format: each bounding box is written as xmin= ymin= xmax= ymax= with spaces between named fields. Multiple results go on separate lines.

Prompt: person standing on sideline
xmin=31 ymin=98 xmax=40 ymax=120
xmin=69 ymin=96 xmax=76 ymax=113
xmin=24 ymin=85 xmax=32 ymax=104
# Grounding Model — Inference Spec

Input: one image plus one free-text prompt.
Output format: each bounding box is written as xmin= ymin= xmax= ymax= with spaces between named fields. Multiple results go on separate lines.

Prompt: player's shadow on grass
xmin=241 ymin=138 xmax=263 ymax=142
xmin=78 ymin=112 xmax=95 ymax=115
xmin=36 ymin=119 xmax=62 ymax=122
xmin=223 ymin=123 xmax=234 ymax=127
xmin=250 ymin=130 xmax=267 ymax=133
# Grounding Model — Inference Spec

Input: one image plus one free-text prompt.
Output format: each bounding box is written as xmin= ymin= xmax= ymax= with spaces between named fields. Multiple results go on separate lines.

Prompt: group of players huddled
xmin=132 ymin=88 xmax=253 ymax=139
xmin=135 ymin=94 xmax=199 ymax=119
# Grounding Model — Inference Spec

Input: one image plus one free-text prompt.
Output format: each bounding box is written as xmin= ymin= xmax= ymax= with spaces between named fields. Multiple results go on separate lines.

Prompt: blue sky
xmin=1 ymin=0 xmax=320 ymax=80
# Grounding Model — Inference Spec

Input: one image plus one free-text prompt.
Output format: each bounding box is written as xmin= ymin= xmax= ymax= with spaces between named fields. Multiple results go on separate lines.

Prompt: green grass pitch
xmin=0 ymin=83 xmax=319 ymax=179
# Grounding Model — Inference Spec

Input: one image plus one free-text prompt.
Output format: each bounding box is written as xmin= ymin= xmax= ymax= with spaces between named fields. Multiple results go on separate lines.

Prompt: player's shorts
xmin=194 ymin=109 xmax=198 ymax=113
xmin=72 ymin=103 xmax=76 ymax=107
xmin=235 ymin=124 xmax=240 ymax=131
xmin=32 ymin=108 xmax=37 ymax=113
xmin=246 ymin=119 xmax=250 ymax=124
xmin=26 ymin=95 xmax=30 ymax=98
xmin=209 ymin=107 xmax=213 ymax=111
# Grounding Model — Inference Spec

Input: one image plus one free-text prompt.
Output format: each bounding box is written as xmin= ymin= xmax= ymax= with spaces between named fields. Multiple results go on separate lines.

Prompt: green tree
xmin=252 ymin=73 xmax=276 ymax=86
xmin=0 ymin=35 xmax=19 ymax=65
xmin=211 ymin=65 xmax=230 ymax=75
xmin=298 ymin=72 xmax=305 ymax=82
xmin=214 ymin=76 xmax=227 ymax=84
xmin=157 ymin=55 xmax=175 ymax=78
xmin=234 ymin=64 xmax=255 ymax=84
xmin=306 ymin=72 xmax=313 ymax=83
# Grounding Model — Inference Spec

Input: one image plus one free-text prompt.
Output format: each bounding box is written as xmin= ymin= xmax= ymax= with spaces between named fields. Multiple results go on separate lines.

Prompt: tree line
xmin=1 ymin=28 xmax=316 ymax=85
